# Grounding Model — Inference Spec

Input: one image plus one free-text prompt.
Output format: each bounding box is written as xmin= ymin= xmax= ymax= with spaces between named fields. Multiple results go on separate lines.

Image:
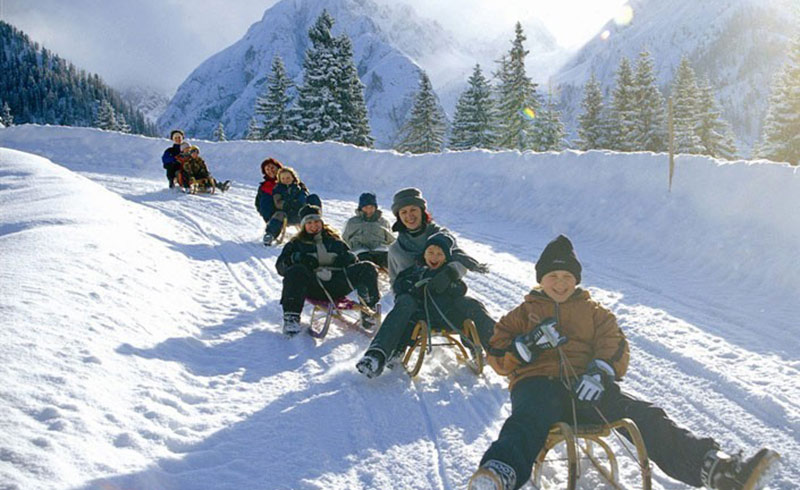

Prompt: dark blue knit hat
xmin=535 ymin=234 xmax=582 ymax=284
xmin=358 ymin=192 xmax=377 ymax=209
xmin=424 ymin=232 xmax=454 ymax=262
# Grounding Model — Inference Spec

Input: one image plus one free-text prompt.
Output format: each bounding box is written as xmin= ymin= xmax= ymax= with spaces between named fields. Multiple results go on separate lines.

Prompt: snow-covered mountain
xmin=554 ymin=0 xmax=796 ymax=154
xmin=158 ymin=0 xmax=449 ymax=147
xmin=0 ymin=124 xmax=798 ymax=489
xmin=120 ymin=85 xmax=170 ymax=125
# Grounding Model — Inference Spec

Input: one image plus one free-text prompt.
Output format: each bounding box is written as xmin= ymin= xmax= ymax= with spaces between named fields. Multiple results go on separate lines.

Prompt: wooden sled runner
xmin=402 ymin=319 xmax=484 ymax=377
xmin=306 ymin=297 xmax=381 ymax=339
xmin=532 ymin=418 xmax=652 ymax=490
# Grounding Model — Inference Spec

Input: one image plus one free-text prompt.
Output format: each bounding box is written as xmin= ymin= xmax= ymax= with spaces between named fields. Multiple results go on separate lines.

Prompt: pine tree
xmin=213 ymin=121 xmax=226 ymax=141
xmin=631 ymin=49 xmax=666 ymax=151
xmin=256 ymin=55 xmax=296 ymax=141
xmin=395 ymin=72 xmax=447 ymax=154
xmin=334 ymin=35 xmax=373 ymax=147
xmin=607 ymin=57 xmax=637 ymax=151
xmin=449 ymin=64 xmax=496 ymax=150
xmin=671 ymin=56 xmax=703 ymax=154
xmin=0 ymin=101 xmax=13 ymax=126
xmin=115 ymin=112 xmax=131 ymax=133
xmin=576 ymin=73 xmax=606 ymax=150
xmin=758 ymin=33 xmax=800 ymax=165
xmin=696 ymin=77 xmax=736 ymax=159
xmin=531 ymin=91 xmax=566 ymax=151
xmin=94 ymin=100 xmax=116 ymax=130
xmin=246 ymin=117 xmax=262 ymax=140
xmin=494 ymin=23 xmax=540 ymax=151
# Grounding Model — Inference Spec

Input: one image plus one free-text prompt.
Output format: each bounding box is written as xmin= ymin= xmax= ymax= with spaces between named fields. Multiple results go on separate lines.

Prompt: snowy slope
xmin=554 ymin=0 xmax=796 ymax=153
xmin=0 ymin=125 xmax=798 ymax=489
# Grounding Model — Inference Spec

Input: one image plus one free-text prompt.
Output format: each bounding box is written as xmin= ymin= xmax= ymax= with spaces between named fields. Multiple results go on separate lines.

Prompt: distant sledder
xmin=176 ymin=145 xmax=231 ymax=194
xmin=276 ymin=204 xmax=380 ymax=337
xmin=161 ymin=129 xmax=185 ymax=188
xmin=255 ymin=157 xmax=282 ymax=236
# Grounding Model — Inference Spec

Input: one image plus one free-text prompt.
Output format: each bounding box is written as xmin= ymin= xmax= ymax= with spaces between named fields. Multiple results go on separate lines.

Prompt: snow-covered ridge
xmin=2 ymin=124 xmax=798 ymax=296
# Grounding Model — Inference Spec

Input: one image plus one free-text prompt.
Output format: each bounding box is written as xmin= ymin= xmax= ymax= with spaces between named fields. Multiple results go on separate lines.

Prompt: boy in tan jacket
xmin=468 ymin=235 xmax=779 ymax=490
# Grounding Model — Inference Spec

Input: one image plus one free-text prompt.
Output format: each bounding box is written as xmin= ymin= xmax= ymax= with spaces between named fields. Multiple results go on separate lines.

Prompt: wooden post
xmin=668 ymin=97 xmax=675 ymax=192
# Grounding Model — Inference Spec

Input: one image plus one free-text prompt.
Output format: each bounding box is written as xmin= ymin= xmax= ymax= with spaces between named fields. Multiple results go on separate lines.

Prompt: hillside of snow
xmin=0 ymin=125 xmax=798 ymax=489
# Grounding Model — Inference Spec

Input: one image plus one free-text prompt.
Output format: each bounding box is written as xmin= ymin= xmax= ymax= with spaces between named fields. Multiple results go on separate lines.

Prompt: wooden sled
xmin=306 ymin=297 xmax=381 ymax=339
xmin=402 ymin=319 xmax=484 ymax=378
xmin=186 ymin=176 xmax=216 ymax=194
xmin=532 ymin=418 xmax=652 ymax=490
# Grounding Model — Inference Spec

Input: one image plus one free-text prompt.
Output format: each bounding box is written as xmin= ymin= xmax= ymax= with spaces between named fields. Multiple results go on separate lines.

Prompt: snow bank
xmin=2 ymin=124 xmax=798 ymax=296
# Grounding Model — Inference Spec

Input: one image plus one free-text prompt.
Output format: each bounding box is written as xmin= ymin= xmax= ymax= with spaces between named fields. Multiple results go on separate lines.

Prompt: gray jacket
xmin=342 ymin=210 xmax=395 ymax=252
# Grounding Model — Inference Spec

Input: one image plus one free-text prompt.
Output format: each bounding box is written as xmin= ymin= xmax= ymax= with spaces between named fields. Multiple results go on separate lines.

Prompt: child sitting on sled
xmin=276 ymin=205 xmax=380 ymax=336
xmin=178 ymin=145 xmax=231 ymax=192
xmin=356 ymin=232 xmax=496 ymax=378
xmin=263 ymin=167 xmax=309 ymax=245
xmin=467 ymin=234 xmax=780 ymax=490
xmin=341 ymin=192 xmax=395 ymax=269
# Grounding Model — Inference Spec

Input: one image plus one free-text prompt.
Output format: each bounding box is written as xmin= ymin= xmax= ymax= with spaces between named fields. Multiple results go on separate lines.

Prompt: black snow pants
xmin=479 ymin=376 xmax=718 ymax=488
xmin=280 ymin=263 xmax=379 ymax=314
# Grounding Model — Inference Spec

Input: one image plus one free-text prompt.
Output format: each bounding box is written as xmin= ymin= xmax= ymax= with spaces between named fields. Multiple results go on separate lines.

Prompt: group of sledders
xmin=161 ymin=130 xmax=231 ymax=193
xmin=158 ymin=130 xmax=780 ymax=490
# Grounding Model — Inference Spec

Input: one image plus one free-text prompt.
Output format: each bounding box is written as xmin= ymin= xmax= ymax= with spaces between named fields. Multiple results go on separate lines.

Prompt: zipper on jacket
xmin=555 ymin=301 xmax=565 ymax=384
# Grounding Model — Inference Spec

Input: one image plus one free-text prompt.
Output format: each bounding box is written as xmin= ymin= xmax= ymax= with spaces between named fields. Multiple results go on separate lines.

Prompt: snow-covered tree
xmin=449 ymin=64 xmax=496 ymax=150
xmin=531 ymin=91 xmax=566 ymax=151
xmin=395 ymin=72 xmax=447 ymax=154
xmin=576 ymin=73 xmax=606 ymax=150
xmin=213 ymin=122 xmax=227 ymax=141
xmin=494 ymin=23 xmax=540 ymax=151
xmin=115 ymin=112 xmax=131 ymax=133
xmin=696 ymin=77 xmax=736 ymax=159
xmin=294 ymin=11 xmax=340 ymax=142
xmin=94 ymin=100 xmax=117 ymax=130
xmin=631 ymin=49 xmax=666 ymax=152
xmin=758 ymin=33 xmax=800 ymax=165
xmin=246 ymin=117 xmax=262 ymax=140
xmin=256 ymin=55 xmax=296 ymax=141
xmin=334 ymin=35 xmax=373 ymax=147
xmin=1 ymin=101 xmax=13 ymax=127
xmin=607 ymin=57 xmax=637 ymax=151
xmin=292 ymin=10 xmax=372 ymax=147
xmin=671 ymin=56 xmax=703 ymax=154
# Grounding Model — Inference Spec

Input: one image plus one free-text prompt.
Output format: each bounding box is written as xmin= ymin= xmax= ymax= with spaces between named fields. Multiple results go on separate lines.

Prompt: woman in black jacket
xmin=276 ymin=205 xmax=380 ymax=336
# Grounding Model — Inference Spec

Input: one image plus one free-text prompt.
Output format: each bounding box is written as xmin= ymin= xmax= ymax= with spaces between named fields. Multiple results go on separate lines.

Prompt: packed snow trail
xmin=0 ymin=126 xmax=797 ymax=489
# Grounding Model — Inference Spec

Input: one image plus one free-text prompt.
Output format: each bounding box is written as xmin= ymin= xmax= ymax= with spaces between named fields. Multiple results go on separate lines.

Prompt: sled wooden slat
xmin=532 ymin=418 xmax=651 ymax=490
xmin=401 ymin=319 xmax=484 ymax=378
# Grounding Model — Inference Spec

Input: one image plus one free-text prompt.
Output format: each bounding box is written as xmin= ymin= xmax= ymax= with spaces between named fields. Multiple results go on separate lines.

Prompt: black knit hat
xmin=391 ymin=187 xmax=427 ymax=215
xmin=535 ymin=235 xmax=582 ymax=284
xmin=299 ymin=204 xmax=322 ymax=226
xmin=424 ymin=232 xmax=454 ymax=262
xmin=358 ymin=192 xmax=377 ymax=209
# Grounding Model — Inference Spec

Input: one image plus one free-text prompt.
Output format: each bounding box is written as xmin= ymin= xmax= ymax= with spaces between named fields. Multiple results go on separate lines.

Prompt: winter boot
xmin=282 ymin=312 xmax=302 ymax=336
xmin=263 ymin=231 xmax=274 ymax=247
xmin=360 ymin=310 xmax=377 ymax=330
xmin=221 ymin=180 xmax=231 ymax=192
xmin=468 ymin=460 xmax=517 ymax=490
xmin=356 ymin=349 xmax=386 ymax=378
xmin=701 ymin=448 xmax=780 ymax=490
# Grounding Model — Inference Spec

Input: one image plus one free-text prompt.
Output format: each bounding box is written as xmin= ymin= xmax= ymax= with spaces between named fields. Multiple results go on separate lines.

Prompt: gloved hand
xmin=573 ymin=359 xmax=616 ymax=403
xmin=512 ymin=318 xmax=567 ymax=363
xmin=291 ymin=252 xmax=318 ymax=270
xmin=473 ymin=262 xmax=490 ymax=274
xmin=429 ymin=264 xmax=461 ymax=294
